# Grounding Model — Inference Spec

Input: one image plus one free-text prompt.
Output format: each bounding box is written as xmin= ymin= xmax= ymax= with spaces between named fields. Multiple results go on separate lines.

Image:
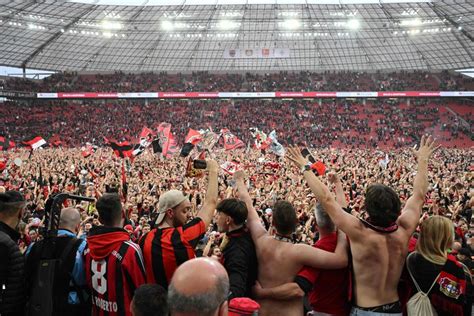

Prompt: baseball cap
xmin=155 ymin=190 xmax=188 ymax=225
xmin=0 ymin=191 xmax=25 ymax=212
xmin=228 ymin=297 xmax=260 ymax=316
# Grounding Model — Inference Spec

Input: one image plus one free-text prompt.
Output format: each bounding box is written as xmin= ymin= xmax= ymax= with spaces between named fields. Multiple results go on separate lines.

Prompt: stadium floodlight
xmin=101 ymin=20 xmax=122 ymax=30
xmin=400 ymin=18 xmax=422 ymax=27
xmin=346 ymin=19 xmax=360 ymax=29
xmin=161 ymin=20 xmax=174 ymax=31
xmin=458 ymin=26 xmax=462 ymax=30
xmin=280 ymin=19 xmax=301 ymax=30
xmin=103 ymin=31 xmax=113 ymax=38
xmin=218 ymin=20 xmax=240 ymax=30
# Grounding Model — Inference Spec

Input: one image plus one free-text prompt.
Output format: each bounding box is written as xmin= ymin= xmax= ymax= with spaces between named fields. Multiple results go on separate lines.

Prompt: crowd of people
xmin=0 ymin=69 xmax=473 ymax=316
xmin=1 ymin=70 xmax=474 ymax=93
xmin=0 ymin=98 xmax=472 ymax=149
xmin=0 ymin=130 xmax=473 ymax=315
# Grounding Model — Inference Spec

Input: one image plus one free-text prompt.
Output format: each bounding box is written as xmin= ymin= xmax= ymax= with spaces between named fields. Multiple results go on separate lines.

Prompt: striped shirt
xmin=85 ymin=228 xmax=146 ymax=316
xmin=139 ymin=217 xmax=205 ymax=289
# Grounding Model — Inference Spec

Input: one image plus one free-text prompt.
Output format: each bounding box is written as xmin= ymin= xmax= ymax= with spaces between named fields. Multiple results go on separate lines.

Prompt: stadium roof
xmin=0 ymin=0 xmax=472 ymax=72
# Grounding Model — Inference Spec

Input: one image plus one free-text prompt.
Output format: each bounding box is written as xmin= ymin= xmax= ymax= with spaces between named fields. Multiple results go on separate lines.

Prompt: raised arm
xmin=328 ymin=172 xmax=348 ymax=208
xmin=295 ymin=230 xmax=348 ymax=269
xmin=233 ymin=171 xmax=267 ymax=240
xmin=286 ymin=147 xmax=361 ymax=237
xmin=196 ymin=160 xmax=219 ymax=227
xmin=397 ymin=135 xmax=438 ymax=233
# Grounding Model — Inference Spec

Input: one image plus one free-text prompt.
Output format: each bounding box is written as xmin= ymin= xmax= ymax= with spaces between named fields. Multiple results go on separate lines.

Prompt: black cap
xmin=0 ymin=191 xmax=25 ymax=204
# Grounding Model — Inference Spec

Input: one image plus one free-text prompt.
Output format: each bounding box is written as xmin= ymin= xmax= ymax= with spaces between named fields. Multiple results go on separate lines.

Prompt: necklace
xmin=273 ymin=234 xmax=294 ymax=243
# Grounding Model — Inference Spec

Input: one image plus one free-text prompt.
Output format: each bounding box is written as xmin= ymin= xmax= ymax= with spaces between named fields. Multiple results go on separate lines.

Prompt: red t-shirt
xmin=296 ymin=232 xmax=350 ymax=316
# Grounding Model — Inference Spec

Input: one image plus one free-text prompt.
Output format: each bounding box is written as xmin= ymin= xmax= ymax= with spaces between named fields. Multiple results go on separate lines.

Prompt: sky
xmin=0 ymin=66 xmax=54 ymax=79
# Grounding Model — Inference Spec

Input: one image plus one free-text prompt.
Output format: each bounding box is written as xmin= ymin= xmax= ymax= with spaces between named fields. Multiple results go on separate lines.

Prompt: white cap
xmin=155 ymin=190 xmax=188 ymax=225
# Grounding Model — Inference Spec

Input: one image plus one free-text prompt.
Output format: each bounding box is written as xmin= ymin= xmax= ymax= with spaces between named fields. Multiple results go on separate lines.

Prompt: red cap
xmin=124 ymin=224 xmax=133 ymax=231
xmin=228 ymin=298 xmax=260 ymax=316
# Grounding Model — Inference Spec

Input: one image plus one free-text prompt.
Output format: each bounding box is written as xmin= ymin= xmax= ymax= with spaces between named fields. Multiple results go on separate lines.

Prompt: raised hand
xmin=414 ymin=135 xmax=439 ymax=162
xmin=286 ymin=146 xmax=308 ymax=169
xmin=233 ymin=170 xmax=245 ymax=182
xmin=327 ymin=172 xmax=340 ymax=184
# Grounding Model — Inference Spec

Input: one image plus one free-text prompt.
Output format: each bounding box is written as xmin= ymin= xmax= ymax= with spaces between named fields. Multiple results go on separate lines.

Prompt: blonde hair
xmin=416 ymin=216 xmax=454 ymax=265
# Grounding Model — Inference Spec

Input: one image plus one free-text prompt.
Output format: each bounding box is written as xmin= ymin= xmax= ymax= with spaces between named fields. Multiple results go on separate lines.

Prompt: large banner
xmin=223 ymin=48 xmax=290 ymax=59
xmin=36 ymin=91 xmax=474 ymax=99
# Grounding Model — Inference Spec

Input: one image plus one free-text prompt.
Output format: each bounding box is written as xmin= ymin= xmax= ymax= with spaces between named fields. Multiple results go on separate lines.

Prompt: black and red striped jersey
xmin=139 ymin=217 xmax=205 ymax=289
xmin=85 ymin=226 xmax=146 ymax=316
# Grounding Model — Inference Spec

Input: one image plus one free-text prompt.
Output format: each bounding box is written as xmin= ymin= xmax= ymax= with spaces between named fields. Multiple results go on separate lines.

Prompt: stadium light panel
xmin=346 ymin=19 xmax=360 ymax=29
xmin=101 ymin=20 xmax=122 ymax=30
xmin=218 ymin=20 xmax=240 ymax=30
xmin=400 ymin=18 xmax=422 ymax=26
xmin=161 ymin=20 xmax=174 ymax=31
xmin=280 ymin=19 xmax=301 ymax=30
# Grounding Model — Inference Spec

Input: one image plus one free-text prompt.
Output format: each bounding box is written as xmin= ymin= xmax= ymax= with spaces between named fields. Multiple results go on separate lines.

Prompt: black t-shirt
xmin=407 ymin=252 xmax=443 ymax=292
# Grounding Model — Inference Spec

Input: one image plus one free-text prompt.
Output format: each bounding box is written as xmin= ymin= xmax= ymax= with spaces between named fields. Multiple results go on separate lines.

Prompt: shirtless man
xmin=286 ymin=135 xmax=438 ymax=315
xmin=233 ymin=171 xmax=348 ymax=316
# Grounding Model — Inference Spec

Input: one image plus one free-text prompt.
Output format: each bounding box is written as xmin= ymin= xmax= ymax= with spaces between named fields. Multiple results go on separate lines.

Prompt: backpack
xmin=406 ymin=252 xmax=440 ymax=316
xmin=26 ymin=236 xmax=88 ymax=316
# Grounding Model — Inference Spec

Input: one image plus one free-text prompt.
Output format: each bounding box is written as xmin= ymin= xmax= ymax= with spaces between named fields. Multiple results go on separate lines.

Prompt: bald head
xmin=168 ymin=258 xmax=229 ymax=316
xmin=59 ymin=207 xmax=81 ymax=233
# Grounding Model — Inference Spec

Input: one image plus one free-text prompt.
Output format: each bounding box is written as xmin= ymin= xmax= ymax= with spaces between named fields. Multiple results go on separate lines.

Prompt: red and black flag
xmin=121 ymin=160 xmax=128 ymax=202
xmin=165 ymin=133 xmax=179 ymax=158
xmin=156 ymin=122 xmax=177 ymax=158
xmin=0 ymin=136 xmax=15 ymax=151
xmin=180 ymin=129 xmax=203 ymax=157
xmin=132 ymin=127 xmax=155 ymax=157
xmin=220 ymin=128 xmax=245 ymax=151
xmin=104 ymin=137 xmax=134 ymax=158
xmin=151 ymin=138 xmax=162 ymax=154
xmin=23 ymin=136 xmax=46 ymax=150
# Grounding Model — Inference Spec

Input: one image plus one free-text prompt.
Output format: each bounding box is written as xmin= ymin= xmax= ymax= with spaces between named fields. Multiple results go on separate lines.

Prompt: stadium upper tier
xmin=0 ymin=1 xmax=473 ymax=71
xmin=2 ymin=71 xmax=474 ymax=93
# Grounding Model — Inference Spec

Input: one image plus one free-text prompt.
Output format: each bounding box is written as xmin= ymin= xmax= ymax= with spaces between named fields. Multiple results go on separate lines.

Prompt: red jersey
xmin=85 ymin=227 xmax=146 ymax=316
xmin=139 ymin=217 xmax=205 ymax=289
xmin=295 ymin=232 xmax=350 ymax=316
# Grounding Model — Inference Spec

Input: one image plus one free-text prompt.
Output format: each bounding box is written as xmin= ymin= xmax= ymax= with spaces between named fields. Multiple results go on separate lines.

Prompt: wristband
xmin=301 ymin=163 xmax=312 ymax=173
